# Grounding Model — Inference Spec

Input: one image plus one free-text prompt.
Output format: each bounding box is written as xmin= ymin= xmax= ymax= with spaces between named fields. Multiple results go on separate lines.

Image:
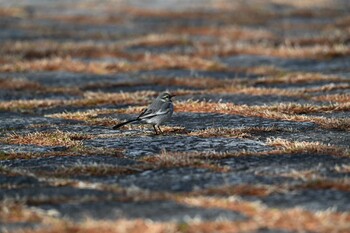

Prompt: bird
xmin=112 ymin=92 xmax=175 ymax=134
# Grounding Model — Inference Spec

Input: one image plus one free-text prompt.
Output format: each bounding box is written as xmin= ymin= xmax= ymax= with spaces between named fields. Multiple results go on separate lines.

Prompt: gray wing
xmin=138 ymin=101 xmax=173 ymax=120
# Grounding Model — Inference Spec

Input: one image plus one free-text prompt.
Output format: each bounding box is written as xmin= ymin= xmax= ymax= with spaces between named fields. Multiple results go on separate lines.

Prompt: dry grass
xmin=5 ymin=130 xmax=92 ymax=148
xmin=169 ymin=25 xmax=276 ymax=41
xmin=0 ymin=7 xmax=26 ymax=17
xmin=0 ymin=57 xmax=133 ymax=74
xmin=266 ymin=138 xmax=349 ymax=157
xmin=312 ymin=93 xmax=350 ymax=104
xmin=149 ymin=76 xmax=232 ymax=89
xmin=46 ymin=109 xmax=111 ymax=121
xmin=0 ymin=78 xmax=44 ymax=91
xmin=0 ymin=40 xmax=135 ymax=60
xmin=140 ymin=150 xmax=230 ymax=173
xmin=296 ymin=180 xmax=350 ymax=192
xmin=259 ymin=102 xmax=350 ymax=114
xmin=1 ymin=1 xmax=350 ymax=232
xmin=211 ymin=86 xmax=304 ymax=97
xmin=0 ymin=54 xmax=226 ymax=74
xmin=175 ymin=100 xmax=350 ymax=131
xmin=123 ymin=33 xmax=191 ymax=48
xmin=304 ymin=83 xmax=350 ymax=93
xmin=46 ymin=109 xmax=120 ymax=127
xmin=0 ymin=146 xmax=125 ymax=160
xmin=188 ymin=126 xmax=294 ymax=138
xmin=192 ymin=184 xmax=275 ymax=197
xmin=196 ymin=41 xmax=350 ymax=59
xmin=0 ymin=201 xmax=43 ymax=223
xmin=24 ymin=219 xmax=178 ymax=233
xmin=0 ymin=91 xmax=155 ymax=111
xmin=252 ymin=73 xmax=348 ymax=85
xmin=36 ymin=164 xmax=145 ymax=177
xmin=176 ymin=196 xmax=350 ymax=233
xmin=211 ymin=83 xmax=350 ymax=98
xmin=4 ymin=195 xmax=350 ymax=233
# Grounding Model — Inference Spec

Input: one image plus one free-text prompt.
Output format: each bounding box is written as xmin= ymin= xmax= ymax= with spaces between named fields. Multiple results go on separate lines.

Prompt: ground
xmin=0 ymin=0 xmax=349 ymax=232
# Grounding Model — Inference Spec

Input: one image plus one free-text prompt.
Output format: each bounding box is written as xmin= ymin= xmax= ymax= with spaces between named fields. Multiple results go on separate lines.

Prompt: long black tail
xmin=112 ymin=119 xmax=139 ymax=129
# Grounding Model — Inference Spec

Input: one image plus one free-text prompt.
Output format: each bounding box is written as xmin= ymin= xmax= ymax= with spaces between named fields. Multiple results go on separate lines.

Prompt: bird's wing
xmin=137 ymin=108 xmax=149 ymax=118
xmin=138 ymin=102 xmax=172 ymax=119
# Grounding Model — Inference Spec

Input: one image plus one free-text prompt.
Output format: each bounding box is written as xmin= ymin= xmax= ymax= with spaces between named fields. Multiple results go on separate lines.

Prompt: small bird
xmin=112 ymin=92 xmax=175 ymax=134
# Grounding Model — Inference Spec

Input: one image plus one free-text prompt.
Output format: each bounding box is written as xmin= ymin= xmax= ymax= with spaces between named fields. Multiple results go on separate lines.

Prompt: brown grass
xmin=0 ymin=40 xmax=136 ymax=60
xmin=192 ymin=184 xmax=275 ymax=197
xmin=46 ymin=109 xmax=121 ymax=127
xmin=312 ymin=93 xmax=350 ymax=104
xmin=5 ymin=130 xmax=91 ymax=148
xmin=266 ymin=138 xmax=349 ymax=157
xmin=296 ymin=180 xmax=350 ymax=192
xmin=36 ymin=164 xmax=145 ymax=177
xmin=0 ymin=201 xmax=43 ymax=223
xmin=176 ymin=196 xmax=350 ymax=233
xmin=168 ymin=25 xmax=276 ymax=41
xmin=140 ymin=150 xmax=230 ymax=173
xmin=0 ymin=91 xmax=156 ymax=111
xmin=0 ymin=78 xmax=44 ymax=91
xmin=210 ymin=83 xmax=350 ymax=98
xmin=175 ymin=100 xmax=350 ymax=131
xmin=252 ymin=73 xmax=348 ymax=85
xmin=123 ymin=33 xmax=191 ymax=48
xmin=149 ymin=76 xmax=232 ymax=89
xmin=0 ymin=54 xmax=226 ymax=74
xmin=196 ymin=42 xmax=350 ymax=59
xmin=0 ymin=57 xmax=133 ymax=74
xmin=188 ymin=126 xmax=294 ymax=138
xmin=0 ymin=146 xmax=125 ymax=160
xmin=24 ymin=219 xmax=177 ymax=233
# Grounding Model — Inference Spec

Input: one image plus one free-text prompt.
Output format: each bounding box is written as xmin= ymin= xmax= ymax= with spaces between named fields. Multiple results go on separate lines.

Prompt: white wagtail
xmin=112 ymin=92 xmax=175 ymax=134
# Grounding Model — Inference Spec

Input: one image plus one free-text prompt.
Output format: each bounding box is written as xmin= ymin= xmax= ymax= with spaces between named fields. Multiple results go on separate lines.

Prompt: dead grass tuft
xmin=36 ymin=164 xmax=144 ymax=177
xmin=192 ymin=184 xmax=274 ymax=197
xmin=0 ymin=78 xmax=44 ymax=91
xmin=175 ymin=100 xmax=350 ymax=131
xmin=253 ymin=73 xmax=348 ymax=85
xmin=0 ymin=146 xmax=125 ymax=160
xmin=196 ymin=42 xmax=350 ymax=59
xmin=149 ymin=76 xmax=231 ymax=89
xmin=124 ymin=33 xmax=191 ymax=48
xmin=170 ymin=25 xmax=276 ymax=41
xmin=312 ymin=93 xmax=350 ymax=104
xmin=0 ymin=201 xmax=43 ymax=223
xmin=266 ymin=138 xmax=349 ymax=157
xmin=0 ymin=40 xmax=135 ymax=60
xmin=177 ymin=196 xmax=350 ymax=233
xmin=0 ymin=57 xmax=134 ymax=74
xmin=144 ymin=54 xmax=227 ymax=71
xmin=0 ymin=54 xmax=226 ymax=74
xmin=0 ymin=91 xmax=155 ymax=111
xmin=25 ymin=219 xmax=177 ymax=233
xmin=188 ymin=126 xmax=293 ymax=138
xmin=296 ymin=180 xmax=350 ymax=192
xmin=5 ymin=130 xmax=92 ymax=148
xmin=141 ymin=150 xmax=230 ymax=173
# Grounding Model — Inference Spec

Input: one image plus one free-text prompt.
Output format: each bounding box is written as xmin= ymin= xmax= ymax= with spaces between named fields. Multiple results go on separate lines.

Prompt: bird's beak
xmin=170 ymin=94 xmax=176 ymax=98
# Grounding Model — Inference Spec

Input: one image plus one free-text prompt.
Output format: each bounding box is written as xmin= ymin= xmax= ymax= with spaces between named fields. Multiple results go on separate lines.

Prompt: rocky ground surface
xmin=0 ymin=0 xmax=349 ymax=232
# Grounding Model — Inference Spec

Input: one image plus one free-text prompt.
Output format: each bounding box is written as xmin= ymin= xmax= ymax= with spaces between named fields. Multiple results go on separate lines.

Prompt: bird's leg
xmin=157 ymin=126 xmax=163 ymax=134
xmin=153 ymin=125 xmax=158 ymax=135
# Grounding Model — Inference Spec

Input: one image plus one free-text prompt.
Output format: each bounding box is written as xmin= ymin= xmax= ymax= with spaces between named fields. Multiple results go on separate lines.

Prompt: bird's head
xmin=159 ymin=92 xmax=175 ymax=102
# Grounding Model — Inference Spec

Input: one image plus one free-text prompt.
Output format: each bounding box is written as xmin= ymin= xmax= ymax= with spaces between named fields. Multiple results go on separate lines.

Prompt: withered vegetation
xmin=175 ymin=101 xmax=350 ymax=131
xmin=4 ymin=130 xmax=91 ymax=147
xmin=1 ymin=0 xmax=350 ymax=232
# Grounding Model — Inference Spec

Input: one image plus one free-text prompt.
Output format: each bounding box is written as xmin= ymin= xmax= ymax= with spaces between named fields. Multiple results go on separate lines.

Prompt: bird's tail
xmin=112 ymin=119 xmax=139 ymax=130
